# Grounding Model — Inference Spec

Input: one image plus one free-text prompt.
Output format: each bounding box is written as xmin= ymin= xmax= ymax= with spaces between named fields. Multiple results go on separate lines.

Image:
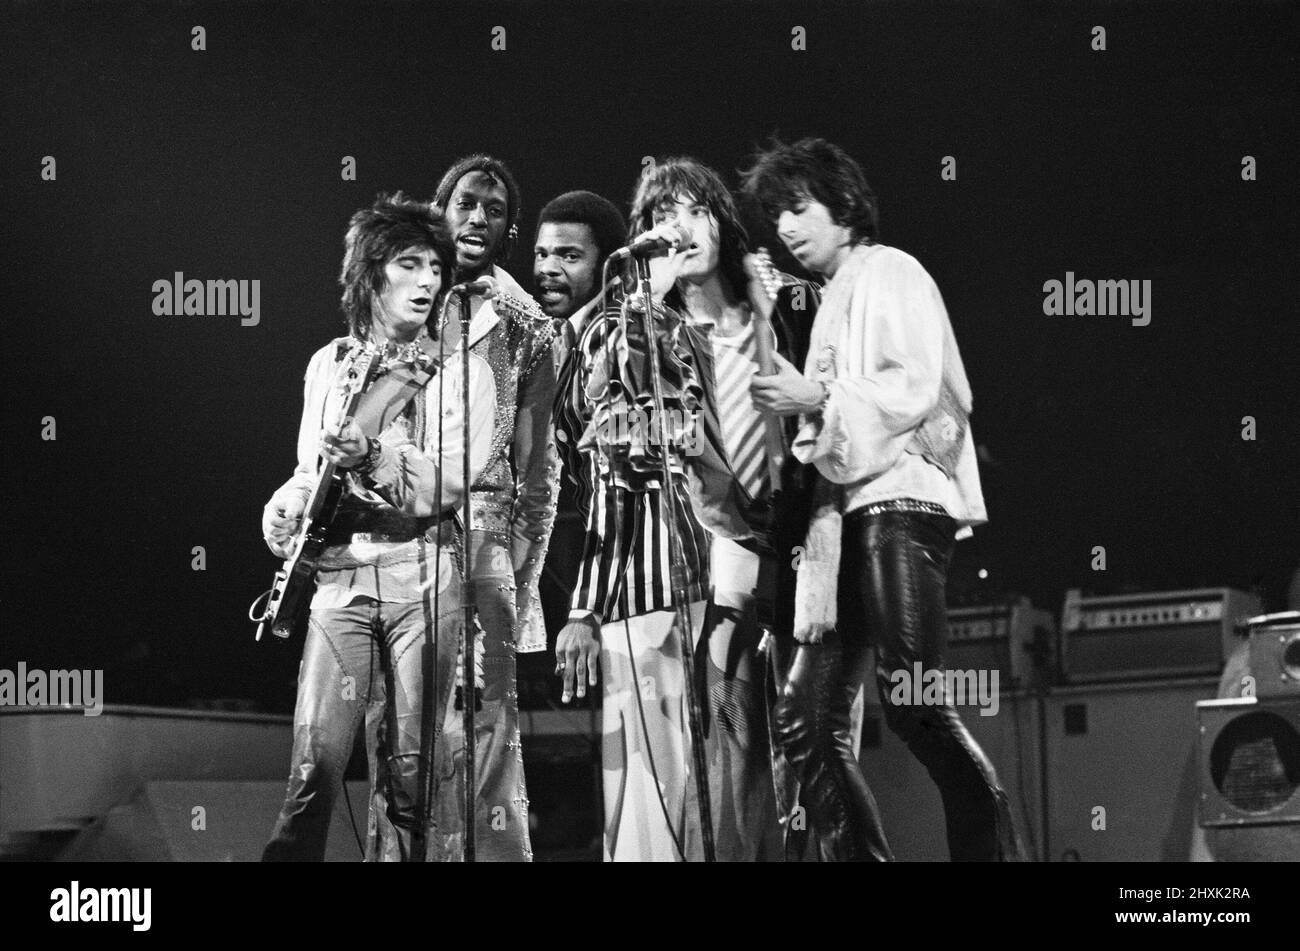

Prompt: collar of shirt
xmin=459 ymin=264 xmax=534 ymax=349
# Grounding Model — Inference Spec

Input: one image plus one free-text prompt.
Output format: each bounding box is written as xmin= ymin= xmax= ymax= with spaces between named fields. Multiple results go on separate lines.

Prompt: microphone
xmin=448 ymin=276 xmax=497 ymax=298
xmin=608 ymin=224 xmax=693 ymax=262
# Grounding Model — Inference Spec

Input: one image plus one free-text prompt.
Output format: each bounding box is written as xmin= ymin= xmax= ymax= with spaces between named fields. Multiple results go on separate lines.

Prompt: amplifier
xmin=1060 ymin=588 xmax=1261 ymax=684
xmin=1245 ymin=612 xmax=1300 ymax=698
xmin=946 ymin=599 xmax=1056 ymax=690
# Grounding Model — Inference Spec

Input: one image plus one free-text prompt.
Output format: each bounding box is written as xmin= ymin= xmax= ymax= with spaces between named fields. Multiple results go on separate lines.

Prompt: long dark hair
xmin=628 ymin=156 xmax=750 ymax=311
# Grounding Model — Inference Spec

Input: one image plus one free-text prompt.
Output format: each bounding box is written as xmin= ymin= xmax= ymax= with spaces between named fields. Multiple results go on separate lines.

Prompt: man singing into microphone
xmin=260 ymin=193 xmax=496 ymax=861
xmin=424 ymin=154 xmax=559 ymax=861
xmin=555 ymin=158 xmax=807 ymax=860
xmin=552 ymin=186 xmax=711 ymax=861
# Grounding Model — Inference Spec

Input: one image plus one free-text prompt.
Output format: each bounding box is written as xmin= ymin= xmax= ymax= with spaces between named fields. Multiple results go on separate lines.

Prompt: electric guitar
xmin=250 ymin=345 xmax=386 ymax=642
xmin=750 ymin=247 xmax=789 ymax=492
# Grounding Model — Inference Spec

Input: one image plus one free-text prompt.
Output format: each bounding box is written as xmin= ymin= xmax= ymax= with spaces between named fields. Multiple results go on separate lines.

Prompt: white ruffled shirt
xmin=792 ymin=244 xmax=987 ymax=534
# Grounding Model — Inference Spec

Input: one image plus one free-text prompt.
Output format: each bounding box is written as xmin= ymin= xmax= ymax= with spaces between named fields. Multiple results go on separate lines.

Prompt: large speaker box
xmin=1196 ymin=697 xmax=1300 ymax=861
xmin=1043 ymin=678 xmax=1217 ymax=861
xmin=1245 ymin=612 xmax=1300 ymax=698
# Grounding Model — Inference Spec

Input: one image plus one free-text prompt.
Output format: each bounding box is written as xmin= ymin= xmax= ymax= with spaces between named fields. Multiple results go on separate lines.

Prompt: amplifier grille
xmin=1209 ymin=710 xmax=1300 ymax=815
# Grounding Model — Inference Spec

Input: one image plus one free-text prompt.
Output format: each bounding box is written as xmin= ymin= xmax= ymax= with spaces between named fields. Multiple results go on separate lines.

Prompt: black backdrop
xmin=2 ymin=0 xmax=1296 ymax=710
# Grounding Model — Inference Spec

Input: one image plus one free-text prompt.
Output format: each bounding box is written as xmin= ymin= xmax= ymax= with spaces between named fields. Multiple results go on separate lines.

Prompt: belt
xmin=324 ymin=510 xmax=457 ymax=547
xmin=851 ymin=498 xmax=952 ymax=519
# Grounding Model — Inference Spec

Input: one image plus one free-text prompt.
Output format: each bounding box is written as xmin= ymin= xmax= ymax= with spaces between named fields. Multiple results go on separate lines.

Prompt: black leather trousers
xmin=773 ymin=507 xmax=1023 ymax=862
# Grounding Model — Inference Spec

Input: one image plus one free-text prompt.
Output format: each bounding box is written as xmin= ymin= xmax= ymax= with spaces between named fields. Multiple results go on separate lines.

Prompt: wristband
xmin=352 ymin=436 xmax=383 ymax=476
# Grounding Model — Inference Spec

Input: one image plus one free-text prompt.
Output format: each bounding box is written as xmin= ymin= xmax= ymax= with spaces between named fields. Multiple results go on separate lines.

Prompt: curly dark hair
xmin=628 ymin=156 xmax=750 ymax=310
xmin=431 ymin=153 xmax=523 ymax=264
xmin=740 ymin=137 xmax=880 ymax=245
xmin=338 ymin=192 xmax=455 ymax=341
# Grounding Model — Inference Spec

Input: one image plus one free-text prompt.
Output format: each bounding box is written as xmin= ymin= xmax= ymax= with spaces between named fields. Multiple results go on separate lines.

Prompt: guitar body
xmin=252 ymin=345 xmax=391 ymax=642
xmin=748 ymin=250 xmax=821 ymax=639
xmin=257 ymin=474 xmax=347 ymax=641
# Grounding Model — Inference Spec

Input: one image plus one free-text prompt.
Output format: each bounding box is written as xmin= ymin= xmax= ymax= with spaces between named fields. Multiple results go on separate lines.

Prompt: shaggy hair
xmin=627 ymin=156 xmax=751 ymax=309
xmin=338 ymin=192 xmax=455 ymax=341
xmin=740 ymin=136 xmax=880 ymax=245
xmin=431 ymin=154 xmax=523 ymax=264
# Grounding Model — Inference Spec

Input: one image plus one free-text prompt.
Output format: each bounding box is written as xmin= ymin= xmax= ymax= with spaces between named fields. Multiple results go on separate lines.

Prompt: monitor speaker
xmin=1197 ymin=697 xmax=1300 ymax=861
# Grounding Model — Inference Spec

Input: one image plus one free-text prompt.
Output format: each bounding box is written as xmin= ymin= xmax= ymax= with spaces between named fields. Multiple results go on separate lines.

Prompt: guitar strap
xmin=349 ymin=336 xmax=444 ymax=439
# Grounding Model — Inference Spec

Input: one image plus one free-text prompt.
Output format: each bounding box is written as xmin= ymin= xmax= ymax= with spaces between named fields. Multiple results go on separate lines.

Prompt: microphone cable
xmin=597 ymin=254 xmax=688 ymax=861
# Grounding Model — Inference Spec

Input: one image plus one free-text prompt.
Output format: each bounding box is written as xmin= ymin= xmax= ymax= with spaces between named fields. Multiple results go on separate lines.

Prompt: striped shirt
xmin=570 ymin=467 xmax=710 ymax=622
xmin=557 ymin=304 xmax=710 ymax=623
xmin=709 ymin=320 xmax=771 ymax=504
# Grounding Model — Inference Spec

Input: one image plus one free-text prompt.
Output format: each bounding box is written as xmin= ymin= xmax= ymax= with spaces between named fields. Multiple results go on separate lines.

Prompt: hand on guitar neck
xmin=320 ymin=417 xmax=369 ymax=469
xmin=742 ymin=248 xmax=791 ymax=491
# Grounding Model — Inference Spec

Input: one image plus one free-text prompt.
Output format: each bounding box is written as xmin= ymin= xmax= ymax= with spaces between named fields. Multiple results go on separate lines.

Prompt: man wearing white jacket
xmin=744 ymin=139 xmax=1023 ymax=862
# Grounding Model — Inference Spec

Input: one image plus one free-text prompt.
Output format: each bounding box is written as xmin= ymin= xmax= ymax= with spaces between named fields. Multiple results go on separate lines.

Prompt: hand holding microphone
xmin=607 ymin=222 xmax=693 ymax=262
xmin=610 ymin=222 xmax=694 ymax=303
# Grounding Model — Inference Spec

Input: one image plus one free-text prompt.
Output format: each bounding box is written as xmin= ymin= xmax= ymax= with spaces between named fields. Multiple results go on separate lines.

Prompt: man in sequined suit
xmin=369 ymin=155 xmax=559 ymax=861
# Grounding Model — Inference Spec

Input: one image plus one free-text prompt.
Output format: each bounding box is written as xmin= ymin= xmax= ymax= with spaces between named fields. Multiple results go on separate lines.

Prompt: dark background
xmin=2 ymin=0 xmax=1296 ymax=711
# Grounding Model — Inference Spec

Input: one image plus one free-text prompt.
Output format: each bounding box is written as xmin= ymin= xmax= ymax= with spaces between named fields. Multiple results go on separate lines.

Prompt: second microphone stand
xmin=627 ymin=255 xmax=717 ymax=862
xmin=457 ymin=290 xmax=477 ymax=863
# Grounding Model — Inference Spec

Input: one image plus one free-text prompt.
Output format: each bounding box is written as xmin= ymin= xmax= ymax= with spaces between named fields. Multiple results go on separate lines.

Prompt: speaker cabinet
xmin=1246 ymin=614 xmax=1300 ymax=698
xmin=1043 ymin=678 xmax=1217 ymax=861
xmin=858 ymin=689 xmax=1044 ymax=861
xmin=946 ymin=600 xmax=1057 ymax=691
xmin=1195 ymin=697 xmax=1300 ymax=861
xmin=1060 ymin=589 xmax=1260 ymax=684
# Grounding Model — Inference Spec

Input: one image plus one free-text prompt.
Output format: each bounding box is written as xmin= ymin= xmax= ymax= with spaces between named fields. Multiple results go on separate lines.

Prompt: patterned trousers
xmin=262 ymin=595 xmax=460 ymax=862
xmin=599 ymin=601 xmax=707 ymax=861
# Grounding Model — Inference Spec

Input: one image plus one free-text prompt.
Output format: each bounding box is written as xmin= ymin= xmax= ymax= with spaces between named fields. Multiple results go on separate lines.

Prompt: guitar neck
xmin=302 ymin=352 xmax=381 ymax=523
xmin=749 ymin=308 xmax=786 ymax=493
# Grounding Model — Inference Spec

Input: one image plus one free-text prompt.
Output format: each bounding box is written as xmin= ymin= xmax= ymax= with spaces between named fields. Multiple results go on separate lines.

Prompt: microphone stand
xmin=630 ymin=254 xmax=716 ymax=862
xmin=457 ymin=289 xmax=477 ymax=863
xmin=413 ymin=300 xmax=450 ymax=863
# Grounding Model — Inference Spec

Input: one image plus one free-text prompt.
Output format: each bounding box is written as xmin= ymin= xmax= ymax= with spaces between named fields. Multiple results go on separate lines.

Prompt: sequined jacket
xmin=462 ymin=266 xmax=560 ymax=653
